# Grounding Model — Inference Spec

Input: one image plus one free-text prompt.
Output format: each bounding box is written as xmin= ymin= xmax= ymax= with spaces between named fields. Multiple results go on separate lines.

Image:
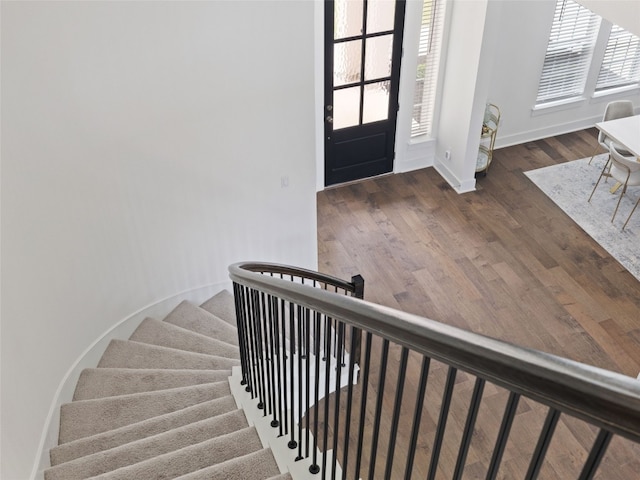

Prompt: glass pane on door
xmin=367 ymin=0 xmax=396 ymax=34
xmin=334 ymin=40 xmax=362 ymax=87
xmin=335 ymin=0 xmax=364 ymax=39
xmin=363 ymin=82 xmax=389 ymax=123
xmin=365 ymin=34 xmax=393 ymax=80
xmin=333 ymin=86 xmax=361 ymax=129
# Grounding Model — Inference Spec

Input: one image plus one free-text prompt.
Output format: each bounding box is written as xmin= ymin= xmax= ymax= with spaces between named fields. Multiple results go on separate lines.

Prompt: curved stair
xmin=46 ymin=290 xmax=292 ymax=480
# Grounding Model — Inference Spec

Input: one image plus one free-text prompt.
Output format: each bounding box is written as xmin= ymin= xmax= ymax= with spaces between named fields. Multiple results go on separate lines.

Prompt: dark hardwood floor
xmin=316 ymin=128 xmax=640 ymax=479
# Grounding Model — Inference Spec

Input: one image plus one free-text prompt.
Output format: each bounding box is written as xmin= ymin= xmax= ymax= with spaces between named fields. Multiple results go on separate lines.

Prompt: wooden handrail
xmin=229 ymin=262 xmax=640 ymax=443
xmin=233 ymin=262 xmax=360 ymax=295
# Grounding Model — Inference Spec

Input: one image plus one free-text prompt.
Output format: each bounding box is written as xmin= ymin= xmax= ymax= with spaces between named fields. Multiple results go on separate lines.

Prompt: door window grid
xmin=332 ymin=0 xmax=396 ymax=130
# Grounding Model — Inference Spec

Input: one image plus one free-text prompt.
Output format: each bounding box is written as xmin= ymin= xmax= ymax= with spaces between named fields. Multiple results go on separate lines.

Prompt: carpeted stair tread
xmin=129 ymin=317 xmax=239 ymax=358
xmin=163 ymin=300 xmax=239 ymax=345
xmin=44 ymin=409 xmax=249 ymax=480
xmin=199 ymin=289 xmax=237 ymax=327
xmin=48 ymin=290 xmax=294 ymax=480
xmin=59 ymin=382 xmax=231 ymax=444
xmin=50 ymin=396 xmax=238 ymax=466
xmin=173 ymin=448 xmax=283 ymax=480
xmin=73 ymin=368 xmax=232 ymax=400
xmin=86 ymin=426 xmax=263 ymax=480
xmin=97 ymin=339 xmax=240 ymax=370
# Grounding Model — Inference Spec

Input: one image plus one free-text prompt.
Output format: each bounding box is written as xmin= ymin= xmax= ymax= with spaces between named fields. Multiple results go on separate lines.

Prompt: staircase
xmin=45 ymin=290 xmax=292 ymax=480
xmin=43 ymin=262 xmax=640 ymax=480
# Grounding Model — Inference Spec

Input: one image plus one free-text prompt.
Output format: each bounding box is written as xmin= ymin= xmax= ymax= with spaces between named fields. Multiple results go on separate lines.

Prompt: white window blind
xmin=596 ymin=24 xmax=640 ymax=91
xmin=535 ymin=0 xmax=600 ymax=104
xmin=411 ymin=0 xmax=446 ymax=138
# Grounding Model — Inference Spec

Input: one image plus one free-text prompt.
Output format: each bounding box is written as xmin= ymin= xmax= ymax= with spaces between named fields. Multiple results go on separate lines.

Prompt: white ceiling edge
xmin=578 ymin=0 xmax=640 ymax=36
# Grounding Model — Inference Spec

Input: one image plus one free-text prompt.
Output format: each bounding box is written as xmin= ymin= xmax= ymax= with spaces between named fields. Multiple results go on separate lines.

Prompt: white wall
xmin=579 ymin=0 xmax=640 ymax=37
xmin=0 ymin=2 xmax=317 ymax=479
xmin=433 ymin=0 xmax=490 ymax=192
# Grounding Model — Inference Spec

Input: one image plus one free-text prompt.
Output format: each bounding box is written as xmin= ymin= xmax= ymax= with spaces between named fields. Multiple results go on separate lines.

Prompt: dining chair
xmin=588 ymin=100 xmax=634 ymax=164
xmin=589 ymin=143 xmax=640 ymax=230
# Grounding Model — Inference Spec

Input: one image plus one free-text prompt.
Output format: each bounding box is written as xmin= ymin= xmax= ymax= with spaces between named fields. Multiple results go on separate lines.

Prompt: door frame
xmin=315 ymin=0 xmax=432 ymax=191
xmin=322 ymin=0 xmax=406 ymax=187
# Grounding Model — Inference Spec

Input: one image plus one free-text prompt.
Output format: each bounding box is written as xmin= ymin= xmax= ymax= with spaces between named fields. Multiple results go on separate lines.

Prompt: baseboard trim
xmin=494 ymin=116 xmax=601 ymax=150
xmin=395 ymin=138 xmax=436 ymax=173
xmin=30 ymin=280 xmax=232 ymax=480
xmin=433 ymin=159 xmax=476 ymax=194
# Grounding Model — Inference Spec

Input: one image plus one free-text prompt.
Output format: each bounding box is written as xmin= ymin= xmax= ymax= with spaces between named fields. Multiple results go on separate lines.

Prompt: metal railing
xmin=229 ymin=262 xmax=640 ymax=480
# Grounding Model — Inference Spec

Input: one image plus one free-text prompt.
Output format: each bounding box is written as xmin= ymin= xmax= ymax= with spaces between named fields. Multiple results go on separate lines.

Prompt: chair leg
xmin=622 ymin=196 xmax=640 ymax=230
xmin=588 ymin=144 xmax=602 ymax=165
xmin=611 ymin=182 xmax=628 ymax=223
xmin=603 ymin=155 xmax=611 ymax=183
xmin=588 ymin=159 xmax=611 ymax=202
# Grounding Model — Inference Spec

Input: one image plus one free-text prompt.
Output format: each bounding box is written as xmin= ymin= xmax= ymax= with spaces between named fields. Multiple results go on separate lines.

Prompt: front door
xmin=324 ymin=0 xmax=406 ymax=186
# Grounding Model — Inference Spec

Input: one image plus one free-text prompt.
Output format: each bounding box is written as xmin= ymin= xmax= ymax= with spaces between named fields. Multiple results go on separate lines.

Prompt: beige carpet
xmin=525 ymin=154 xmax=640 ymax=283
xmin=46 ymin=290 xmax=291 ymax=480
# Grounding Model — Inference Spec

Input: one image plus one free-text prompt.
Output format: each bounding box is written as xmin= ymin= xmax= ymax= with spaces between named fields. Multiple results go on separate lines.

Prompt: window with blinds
xmin=411 ymin=0 xmax=446 ymax=138
xmin=596 ymin=25 xmax=640 ymax=91
xmin=535 ymin=0 xmax=600 ymax=105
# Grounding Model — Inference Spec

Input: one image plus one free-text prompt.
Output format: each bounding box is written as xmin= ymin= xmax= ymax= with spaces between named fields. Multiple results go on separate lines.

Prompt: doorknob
xmin=326 ymin=115 xmax=333 ymax=123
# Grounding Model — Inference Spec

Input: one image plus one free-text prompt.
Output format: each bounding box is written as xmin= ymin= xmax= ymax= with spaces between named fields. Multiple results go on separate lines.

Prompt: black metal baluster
xmin=354 ymin=332 xmax=373 ymax=480
xmin=427 ymin=366 xmax=458 ymax=480
xmin=232 ymin=283 xmax=249 ymax=389
xmin=577 ymin=429 xmax=613 ymax=480
xmin=331 ymin=322 xmax=346 ymax=480
xmin=340 ymin=326 xmax=359 ymax=480
xmin=297 ymin=305 xmax=304 ymax=461
xmin=486 ymin=391 xmax=520 ymax=480
xmin=260 ymin=292 xmax=272 ymax=416
xmin=300 ymin=281 xmax=307 ymax=359
xmin=404 ymin=356 xmax=431 ymax=480
xmin=267 ymin=295 xmax=280 ymax=429
xmin=332 ymin=317 xmax=338 ymax=362
xmin=281 ymin=298 xmax=289 ymax=436
xmin=384 ymin=346 xmax=409 ymax=479
xmin=310 ymin=312 xmax=322 ymax=474
xmin=453 ymin=377 xmax=486 ymax=480
xmin=288 ymin=302 xmax=297 ymax=449
xmin=271 ymin=296 xmax=284 ymax=434
xmin=525 ymin=407 xmax=560 ymax=480
xmin=254 ymin=290 xmax=267 ymax=411
xmin=238 ymin=285 xmax=254 ymax=394
xmin=305 ymin=308 xmax=311 ymax=458
xmin=321 ymin=316 xmax=333 ymax=479
xmin=350 ymin=275 xmax=364 ymax=370
xmin=368 ymin=339 xmax=390 ymax=480
xmin=247 ymin=289 xmax=261 ymax=400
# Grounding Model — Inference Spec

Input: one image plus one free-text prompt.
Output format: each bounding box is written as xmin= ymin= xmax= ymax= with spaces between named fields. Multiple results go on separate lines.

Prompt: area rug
xmin=525 ymin=153 xmax=640 ymax=283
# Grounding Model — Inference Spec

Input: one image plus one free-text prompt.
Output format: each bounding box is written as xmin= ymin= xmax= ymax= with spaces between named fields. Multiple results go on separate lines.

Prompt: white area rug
xmin=525 ymin=153 xmax=640 ymax=282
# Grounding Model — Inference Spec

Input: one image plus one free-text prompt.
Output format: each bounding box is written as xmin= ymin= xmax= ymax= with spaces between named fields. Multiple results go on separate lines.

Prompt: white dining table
xmin=595 ymin=114 xmax=640 ymax=158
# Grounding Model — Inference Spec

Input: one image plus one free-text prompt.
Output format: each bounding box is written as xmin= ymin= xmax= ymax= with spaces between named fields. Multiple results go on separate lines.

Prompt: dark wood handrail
xmin=234 ymin=262 xmax=360 ymax=294
xmin=229 ymin=262 xmax=640 ymax=443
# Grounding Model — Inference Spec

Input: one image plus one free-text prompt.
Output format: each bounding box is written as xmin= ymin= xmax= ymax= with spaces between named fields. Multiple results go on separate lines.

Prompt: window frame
xmin=534 ymin=0 xmax=602 ymax=107
xmin=534 ymin=0 xmax=640 ymax=113
xmin=595 ymin=23 xmax=640 ymax=93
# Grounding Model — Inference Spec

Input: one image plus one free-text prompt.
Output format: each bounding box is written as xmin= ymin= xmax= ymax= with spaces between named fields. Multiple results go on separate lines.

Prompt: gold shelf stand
xmin=476 ymin=103 xmax=500 ymax=176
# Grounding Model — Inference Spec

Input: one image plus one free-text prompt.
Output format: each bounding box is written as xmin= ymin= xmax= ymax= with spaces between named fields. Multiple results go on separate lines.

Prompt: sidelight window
xmin=411 ymin=0 xmax=446 ymax=138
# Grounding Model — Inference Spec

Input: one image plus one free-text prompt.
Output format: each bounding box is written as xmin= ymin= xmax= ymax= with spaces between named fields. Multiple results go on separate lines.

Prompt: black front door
xmin=324 ymin=0 xmax=406 ymax=186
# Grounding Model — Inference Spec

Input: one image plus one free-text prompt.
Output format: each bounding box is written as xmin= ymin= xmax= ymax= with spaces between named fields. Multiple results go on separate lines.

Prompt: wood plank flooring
xmin=315 ymin=129 xmax=640 ymax=479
